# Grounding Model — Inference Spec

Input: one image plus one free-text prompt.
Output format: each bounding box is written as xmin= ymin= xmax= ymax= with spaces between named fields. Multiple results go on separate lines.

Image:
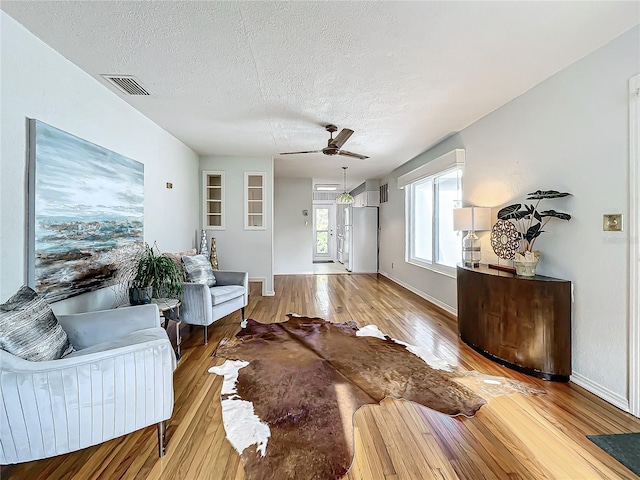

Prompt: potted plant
xmin=497 ymin=190 xmax=572 ymax=276
xmin=129 ymin=243 xmax=183 ymax=304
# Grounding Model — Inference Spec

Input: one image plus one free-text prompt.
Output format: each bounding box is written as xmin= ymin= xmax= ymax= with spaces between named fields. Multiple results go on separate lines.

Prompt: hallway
xmin=312 ymin=261 xmax=349 ymax=275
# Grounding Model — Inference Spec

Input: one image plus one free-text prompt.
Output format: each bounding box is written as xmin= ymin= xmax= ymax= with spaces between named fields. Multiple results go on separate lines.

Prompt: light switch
xmin=603 ymin=214 xmax=623 ymax=231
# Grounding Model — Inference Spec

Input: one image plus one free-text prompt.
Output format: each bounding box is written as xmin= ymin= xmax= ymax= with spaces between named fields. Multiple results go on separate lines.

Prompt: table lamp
xmin=454 ymin=206 xmax=492 ymax=267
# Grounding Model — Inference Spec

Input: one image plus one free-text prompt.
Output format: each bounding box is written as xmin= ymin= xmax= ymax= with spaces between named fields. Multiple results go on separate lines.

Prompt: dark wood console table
xmin=456 ymin=264 xmax=571 ymax=381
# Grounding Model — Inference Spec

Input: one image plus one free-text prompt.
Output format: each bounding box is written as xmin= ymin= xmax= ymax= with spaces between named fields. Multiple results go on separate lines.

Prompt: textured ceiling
xmin=2 ymin=1 xmax=638 ymax=189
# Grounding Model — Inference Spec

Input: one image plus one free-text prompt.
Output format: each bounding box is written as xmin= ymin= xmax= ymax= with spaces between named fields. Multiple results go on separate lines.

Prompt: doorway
xmin=312 ymin=204 xmax=335 ymax=262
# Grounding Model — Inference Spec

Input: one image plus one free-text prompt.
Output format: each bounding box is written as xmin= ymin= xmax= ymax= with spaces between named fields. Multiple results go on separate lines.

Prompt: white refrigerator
xmin=345 ymin=206 xmax=378 ymax=273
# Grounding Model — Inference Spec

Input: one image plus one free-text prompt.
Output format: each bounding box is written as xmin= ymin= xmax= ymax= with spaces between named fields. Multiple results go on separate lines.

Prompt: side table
xmin=152 ymin=298 xmax=182 ymax=361
xmin=117 ymin=298 xmax=182 ymax=361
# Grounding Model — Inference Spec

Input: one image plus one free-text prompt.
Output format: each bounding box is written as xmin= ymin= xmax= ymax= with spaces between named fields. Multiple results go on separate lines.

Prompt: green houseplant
xmin=129 ymin=243 xmax=183 ymax=304
xmin=497 ymin=190 xmax=572 ymax=276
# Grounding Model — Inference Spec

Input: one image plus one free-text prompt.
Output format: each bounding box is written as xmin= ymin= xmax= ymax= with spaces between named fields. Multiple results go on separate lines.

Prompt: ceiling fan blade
xmin=338 ymin=150 xmax=369 ymax=160
xmin=329 ymin=128 xmax=354 ymax=149
xmin=279 ymin=150 xmax=323 ymax=155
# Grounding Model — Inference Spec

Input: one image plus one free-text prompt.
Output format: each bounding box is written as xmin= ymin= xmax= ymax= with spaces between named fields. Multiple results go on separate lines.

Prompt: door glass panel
xmin=316 ymin=208 xmax=329 ymax=231
xmin=315 ymin=207 xmax=330 ymax=255
xmin=316 ymin=232 xmax=328 ymax=254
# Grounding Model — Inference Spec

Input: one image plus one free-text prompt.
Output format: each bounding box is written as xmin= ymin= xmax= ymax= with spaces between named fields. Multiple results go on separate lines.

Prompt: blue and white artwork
xmin=28 ymin=120 xmax=144 ymax=301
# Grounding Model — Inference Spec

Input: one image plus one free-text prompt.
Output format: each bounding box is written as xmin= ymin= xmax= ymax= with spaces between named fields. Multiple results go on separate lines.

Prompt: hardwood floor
xmin=4 ymin=274 xmax=640 ymax=479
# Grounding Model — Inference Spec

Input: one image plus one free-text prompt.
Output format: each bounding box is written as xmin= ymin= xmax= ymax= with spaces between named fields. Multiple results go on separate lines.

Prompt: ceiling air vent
xmin=101 ymin=75 xmax=151 ymax=96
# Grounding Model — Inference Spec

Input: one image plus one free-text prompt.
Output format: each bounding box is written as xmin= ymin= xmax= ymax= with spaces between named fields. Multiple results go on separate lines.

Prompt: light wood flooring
xmin=4 ymin=274 xmax=640 ymax=479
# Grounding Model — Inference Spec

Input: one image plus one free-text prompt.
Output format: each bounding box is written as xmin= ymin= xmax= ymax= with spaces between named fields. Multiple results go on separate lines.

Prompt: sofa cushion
xmin=0 ymin=285 xmax=75 ymax=361
xmin=66 ymin=327 xmax=168 ymax=357
xmin=183 ymin=254 xmax=217 ymax=287
xmin=210 ymin=285 xmax=245 ymax=306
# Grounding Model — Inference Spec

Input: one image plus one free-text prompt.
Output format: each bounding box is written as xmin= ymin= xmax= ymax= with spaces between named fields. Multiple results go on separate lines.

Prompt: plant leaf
xmin=526 ymin=190 xmax=572 ymax=200
xmin=497 ymin=204 xmax=526 ymax=220
xmin=524 ymin=223 xmax=542 ymax=242
xmin=534 ymin=209 xmax=542 ymax=222
xmin=539 ymin=210 xmax=571 ymax=221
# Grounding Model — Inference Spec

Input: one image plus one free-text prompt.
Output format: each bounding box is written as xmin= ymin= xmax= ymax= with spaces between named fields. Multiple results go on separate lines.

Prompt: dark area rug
xmin=587 ymin=432 xmax=640 ymax=475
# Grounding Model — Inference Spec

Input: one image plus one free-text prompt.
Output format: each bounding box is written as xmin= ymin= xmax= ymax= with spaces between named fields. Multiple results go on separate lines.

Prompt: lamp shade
xmin=453 ymin=206 xmax=492 ymax=231
xmin=335 ymin=166 xmax=355 ymax=205
xmin=336 ymin=193 xmax=355 ymax=204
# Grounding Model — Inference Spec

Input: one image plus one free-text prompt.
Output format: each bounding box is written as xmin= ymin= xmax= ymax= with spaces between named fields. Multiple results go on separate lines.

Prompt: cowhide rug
xmin=209 ymin=315 xmax=543 ymax=480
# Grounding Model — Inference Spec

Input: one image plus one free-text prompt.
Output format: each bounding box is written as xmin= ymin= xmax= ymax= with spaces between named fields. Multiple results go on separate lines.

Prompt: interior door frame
xmin=629 ymin=74 xmax=639 ymax=417
xmin=312 ymin=203 xmax=336 ymax=262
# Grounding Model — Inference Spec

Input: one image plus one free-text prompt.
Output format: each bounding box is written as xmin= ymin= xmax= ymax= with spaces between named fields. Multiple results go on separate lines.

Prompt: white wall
xmin=199 ymin=156 xmax=274 ymax=295
xmin=0 ymin=13 xmax=200 ymax=313
xmin=274 ymin=178 xmax=313 ymax=274
xmin=379 ymin=26 xmax=639 ymax=404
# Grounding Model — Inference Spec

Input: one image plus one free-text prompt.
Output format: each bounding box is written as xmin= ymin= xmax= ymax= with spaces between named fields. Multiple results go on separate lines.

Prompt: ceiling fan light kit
xmin=280 ymin=124 xmax=369 ymax=160
xmin=336 ymin=167 xmax=355 ymax=205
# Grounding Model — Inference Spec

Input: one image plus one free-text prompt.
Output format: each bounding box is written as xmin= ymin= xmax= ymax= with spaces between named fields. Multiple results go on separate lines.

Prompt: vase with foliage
xmin=129 ymin=243 xmax=183 ymax=304
xmin=497 ymin=190 xmax=572 ymax=275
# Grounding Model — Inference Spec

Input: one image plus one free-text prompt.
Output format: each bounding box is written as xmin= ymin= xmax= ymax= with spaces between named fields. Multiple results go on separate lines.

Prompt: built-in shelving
xmin=203 ymin=171 xmax=225 ymax=230
xmin=245 ymin=172 xmax=265 ymax=230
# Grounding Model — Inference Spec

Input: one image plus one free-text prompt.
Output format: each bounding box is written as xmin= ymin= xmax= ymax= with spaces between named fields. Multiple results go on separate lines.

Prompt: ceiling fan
xmin=279 ymin=124 xmax=369 ymax=159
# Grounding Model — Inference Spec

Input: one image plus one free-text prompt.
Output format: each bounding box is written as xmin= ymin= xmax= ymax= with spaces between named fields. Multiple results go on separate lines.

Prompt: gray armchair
xmin=180 ymin=270 xmax=249 ymax=344
xmin=0 ymin=304 xmax=176 ymax=464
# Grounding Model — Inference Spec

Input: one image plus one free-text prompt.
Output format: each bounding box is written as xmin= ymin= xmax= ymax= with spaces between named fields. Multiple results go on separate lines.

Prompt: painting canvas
xmin=28 ymin=120 xmax=144 ymax=302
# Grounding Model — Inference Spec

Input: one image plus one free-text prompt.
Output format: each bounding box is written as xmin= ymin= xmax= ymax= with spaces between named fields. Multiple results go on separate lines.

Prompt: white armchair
xmin=0 ymin=304 xmax=176 ymax=464
xmin=180 ymin=270 xmax=249 ymax=344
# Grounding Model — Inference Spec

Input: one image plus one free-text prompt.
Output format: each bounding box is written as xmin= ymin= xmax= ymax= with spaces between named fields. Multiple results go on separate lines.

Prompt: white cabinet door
xmin=366 ymin=190 xmax=380 ymax=207
xmin=353 ymin=191 xmax=380 ymax=207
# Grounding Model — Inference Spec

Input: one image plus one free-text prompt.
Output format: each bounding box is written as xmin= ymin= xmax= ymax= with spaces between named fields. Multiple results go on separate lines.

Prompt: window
xmin=203 ymin=171 xmax=225 ymax=230
xmin=399 ymin=149 xmax=464 ymax=276
xmin=245 ymin=172 xmax=265 ymax=230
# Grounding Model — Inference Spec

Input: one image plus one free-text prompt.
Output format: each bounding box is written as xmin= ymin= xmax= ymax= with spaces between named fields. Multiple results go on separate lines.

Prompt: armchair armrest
xmin=57 ymin=304 xmax=161 ymax=350
xmin=0 ymin=330 xmax=173 ymax=373
xmin=213 ymin=271 xmax=249 ymax=305
xmin=180 ymin=283 xmax=213 ymax=326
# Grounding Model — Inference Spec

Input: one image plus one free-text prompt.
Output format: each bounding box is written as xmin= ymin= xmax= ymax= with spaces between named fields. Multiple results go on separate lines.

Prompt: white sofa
xmin=0 ymin=304 xmax=176 ymax=464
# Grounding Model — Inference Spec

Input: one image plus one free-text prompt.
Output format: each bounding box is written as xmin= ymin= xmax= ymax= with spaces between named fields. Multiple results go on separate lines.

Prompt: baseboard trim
xmin=249 ymin=277 xmax=275 ymax=297
xmin=378 ymin=270 xmax=457 ymax=317
xmin=274 ymin=272 xmax=314 ymax=275
xmin=571 ymin=372 xmax=630 ymax=412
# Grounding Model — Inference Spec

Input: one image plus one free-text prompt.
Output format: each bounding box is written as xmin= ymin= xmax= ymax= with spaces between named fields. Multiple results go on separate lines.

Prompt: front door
xmin=313 ymin=204 xmax=334 ymax=262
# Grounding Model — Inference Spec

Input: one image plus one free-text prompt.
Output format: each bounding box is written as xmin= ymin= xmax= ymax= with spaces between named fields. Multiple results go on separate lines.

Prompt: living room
xmin=1 ymin=2 xmax=639 ymax=479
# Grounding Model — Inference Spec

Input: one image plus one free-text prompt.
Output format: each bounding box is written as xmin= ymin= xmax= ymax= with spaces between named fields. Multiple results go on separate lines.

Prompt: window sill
xmin=407 ymin=260 xmax=457 ymax=279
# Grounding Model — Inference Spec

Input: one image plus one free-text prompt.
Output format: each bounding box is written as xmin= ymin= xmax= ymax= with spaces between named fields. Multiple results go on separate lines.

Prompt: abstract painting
xmin=28 ymin=120 xmax=144 ymax=302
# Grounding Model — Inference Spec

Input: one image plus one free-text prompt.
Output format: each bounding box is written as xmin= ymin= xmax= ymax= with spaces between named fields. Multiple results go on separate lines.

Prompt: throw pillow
xmin=182 ymin=254 xmax=217 ymax=287
xmin=0 ymin=285 xmax=75 ymax=361
xmin=163 ymin=248 xmax=197 ymax=278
